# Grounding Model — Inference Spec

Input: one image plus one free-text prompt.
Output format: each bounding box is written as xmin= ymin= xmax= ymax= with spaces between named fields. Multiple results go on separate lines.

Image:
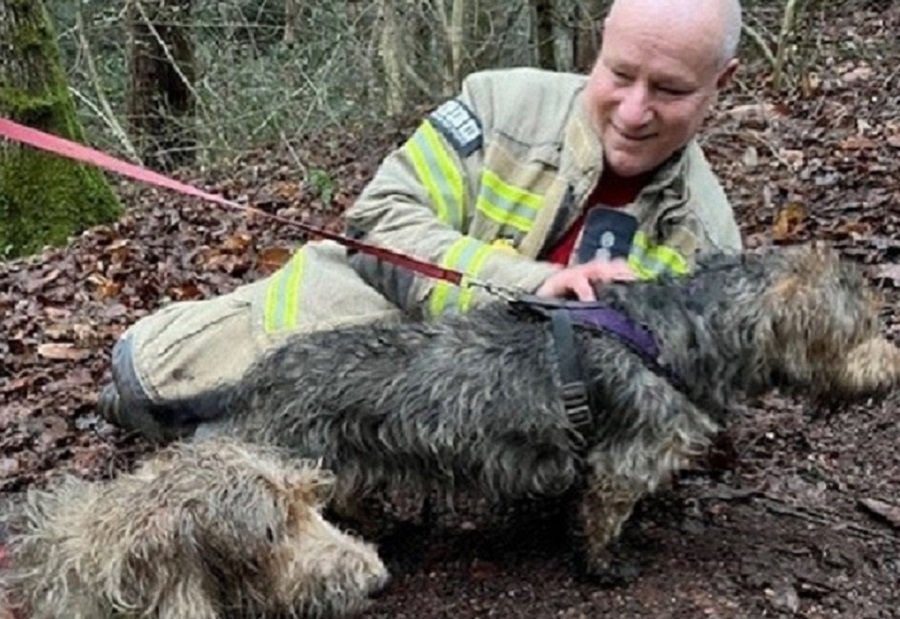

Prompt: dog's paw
xmin=576 ymin=541 xmax=644 ymax=587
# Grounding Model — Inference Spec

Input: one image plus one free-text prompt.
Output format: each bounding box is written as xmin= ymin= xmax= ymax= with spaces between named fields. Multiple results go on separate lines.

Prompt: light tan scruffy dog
xmin=0 ymin=439 xmax=388 ymax=619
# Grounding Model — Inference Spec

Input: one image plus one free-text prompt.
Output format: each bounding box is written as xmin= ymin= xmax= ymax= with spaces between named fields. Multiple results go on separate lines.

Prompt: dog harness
xmin=512 ymin=295 xmax=685 ymax=448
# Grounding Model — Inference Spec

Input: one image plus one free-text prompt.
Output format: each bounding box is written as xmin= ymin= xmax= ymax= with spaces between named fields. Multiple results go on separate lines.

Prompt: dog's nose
xmin=368 ymin=570 xmax=391 ymax=598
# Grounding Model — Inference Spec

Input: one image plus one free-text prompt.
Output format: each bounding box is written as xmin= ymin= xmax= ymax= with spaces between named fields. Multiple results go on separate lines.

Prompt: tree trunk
xmin=433 ymin=0 xmax=466 ymax=97
xmin=127 ymin=0 xmax=196 ymax=171
xmin=532 ymin=0 xmax=556 ymax=69
xmin=447 ymin=0 xmax=465 ymax=94
xmin=378 ymin=0 xmax=405 ymax=116
xmin=553 ymin=0 xmax=576 ymax=72
xmin=283 ymin=0 xmax=303 ymax=45
xmin=574 ymin=0 xmax=612 ymax=71
xmin=0 ymin=0 xmax=121 ymax=258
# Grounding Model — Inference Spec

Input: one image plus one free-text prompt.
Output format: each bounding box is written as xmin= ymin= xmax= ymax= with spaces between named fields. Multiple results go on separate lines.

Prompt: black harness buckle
xmin=560 ymin=381 xmax=591 ymax=448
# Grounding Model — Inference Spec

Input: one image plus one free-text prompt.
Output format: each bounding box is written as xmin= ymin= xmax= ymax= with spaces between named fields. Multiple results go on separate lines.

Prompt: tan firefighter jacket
xmin=341 ymin=66 xmax=742 ymax=320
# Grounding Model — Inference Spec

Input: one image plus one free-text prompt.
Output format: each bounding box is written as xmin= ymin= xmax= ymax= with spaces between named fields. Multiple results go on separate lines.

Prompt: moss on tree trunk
xmin=0 ymin=0 xmax=121 ymax=258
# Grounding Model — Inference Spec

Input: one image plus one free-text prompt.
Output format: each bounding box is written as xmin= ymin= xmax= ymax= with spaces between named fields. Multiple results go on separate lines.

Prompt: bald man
xmin=101 ymin=0 xmax=745 ymax=438
xmin=538 ymin=0 xmax=742 ymax=298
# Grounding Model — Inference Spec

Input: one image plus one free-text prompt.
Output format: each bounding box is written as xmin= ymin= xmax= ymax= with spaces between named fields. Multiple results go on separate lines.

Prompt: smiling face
xmin=584 ymin=0 xmax=738 ymax=177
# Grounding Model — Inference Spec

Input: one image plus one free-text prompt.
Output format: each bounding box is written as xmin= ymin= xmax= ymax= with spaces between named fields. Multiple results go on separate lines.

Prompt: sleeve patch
xmin=428 ymin=99 xmax=483 ymax=157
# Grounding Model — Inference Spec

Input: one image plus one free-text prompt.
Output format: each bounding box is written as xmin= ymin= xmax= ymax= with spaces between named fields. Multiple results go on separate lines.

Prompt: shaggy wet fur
xmin=193 ymin=244 xmax=899 ymax=576
xmin=0 ymin=440 xmax=388 ymax=619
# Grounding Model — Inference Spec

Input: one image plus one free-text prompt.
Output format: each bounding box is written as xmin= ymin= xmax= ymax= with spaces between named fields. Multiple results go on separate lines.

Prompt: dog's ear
xmin=288 ymin=463 xmax=336 ymax=508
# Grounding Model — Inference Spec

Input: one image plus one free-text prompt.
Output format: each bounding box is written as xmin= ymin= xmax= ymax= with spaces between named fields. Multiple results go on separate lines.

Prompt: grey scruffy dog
xmin=197 ymin=243 xmax=899 ymax=577
xmin=1 ymin=439 xmax=388 ymax=619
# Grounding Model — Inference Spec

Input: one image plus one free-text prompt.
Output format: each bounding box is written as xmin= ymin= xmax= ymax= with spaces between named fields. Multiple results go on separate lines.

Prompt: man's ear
xmin=716 ymin=58 xmax=740 ymax=89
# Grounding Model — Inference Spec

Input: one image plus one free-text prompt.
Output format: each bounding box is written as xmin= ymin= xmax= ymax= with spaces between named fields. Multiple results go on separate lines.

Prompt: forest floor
xmin=2 ymin=4 xmax=899 ymax=618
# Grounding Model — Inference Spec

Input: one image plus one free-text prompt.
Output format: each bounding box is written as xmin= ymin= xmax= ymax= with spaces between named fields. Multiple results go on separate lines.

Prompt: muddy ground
xmin=2 ymin=4 xmax=899 ymax=618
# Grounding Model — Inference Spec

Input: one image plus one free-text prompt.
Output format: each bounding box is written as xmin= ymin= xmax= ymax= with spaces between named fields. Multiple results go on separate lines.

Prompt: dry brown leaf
xmin=273 ymin=180 xmax=302 ymax=200
xmin=873 ymin=263 xmax=900 ymax=284
xmin=834 ymin=220 xmax=873 ymax=239
xmin=39 ymin=268 xmax=61 ymax=287
xmin=742 ymin=146 xmax=759 ymax=169
xmin=257 ymin=246 xmax=293 ymax=273
xmin=772 ymin=203 xmax=806 ymax=242
xmin=780 ymin=149 xmax=805 ymax=170
xmin=859 ymin=498 xmax=900 ymax=529
xmin=840 ymin=135 xmax=876 ymax=151
xmin=0 ymin=457 xmax=20 ymax=479
xmin=171 ymin=283 xmax=204 ymax=301
xmin=44 ymin=322 xmax=69 ymax=337
xmin=37 ymin=342 xmax=89 ymax=361
xmin=72 ymin=323 xmax=98 ymax=344
xmin=45 ymin=307 xmax=71 ymax=321
xmin=222 ymin=233 xmax=252 ymax=254
xmin=88 ymin=273 xmax=122 ymax=299
xmin=840 ymin=65 xmax=874 ymax=84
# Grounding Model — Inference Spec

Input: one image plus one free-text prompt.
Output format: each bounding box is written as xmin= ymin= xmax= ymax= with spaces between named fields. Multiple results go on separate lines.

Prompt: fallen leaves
xmin=840 ymin=135 xmax=877 ymax=151
xmin=772 ymin=203 xmax=807 ymax=242
xmin=36 ymin=342 xmax=89 ymax=361
xmin=839 ymin=64 xmax=875 ymax=84
xmin=256 ymin=246 xmax=293 ymax=273
xmin=0 ymin=457 xmax=19 ymax=479
xmin=859 ymin=498 xmax=900 ymax=529
xmin=87 ymin=273 xmax=123 ymax=299
xmin=887 ymin=119 xmax=900 ymax=149
xmin=0 ymin=116 xmax=408 ymax=493
xmin=873 ymin=263 xmax=900 ymax=287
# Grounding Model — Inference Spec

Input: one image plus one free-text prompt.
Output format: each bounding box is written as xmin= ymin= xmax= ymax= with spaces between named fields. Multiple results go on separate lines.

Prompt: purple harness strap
xmin=565 ymin=305 xmax=686 ymax=391
xmin=511 ymin=295 xmax=686 ymax=445
xmin=566 ymin=306 xmax=661 ymax=360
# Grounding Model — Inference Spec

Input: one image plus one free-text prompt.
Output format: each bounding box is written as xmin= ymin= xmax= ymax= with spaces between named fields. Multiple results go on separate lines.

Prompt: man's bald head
xmin=606 ymin=0 xmax=743 ymax=69
xmin=584 ymin=0 xmax=741 ymax=177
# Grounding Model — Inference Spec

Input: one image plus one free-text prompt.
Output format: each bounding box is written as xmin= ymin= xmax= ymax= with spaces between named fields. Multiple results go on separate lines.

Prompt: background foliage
xmin=43 ymin=0 xmax=884 ymax=167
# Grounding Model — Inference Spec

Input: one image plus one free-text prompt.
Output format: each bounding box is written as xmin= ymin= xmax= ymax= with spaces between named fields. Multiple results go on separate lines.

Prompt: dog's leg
xmin=574 ymin=378 xmax=717 ymax=584
xmin=575 ymin=473 xmax=646 ymax=583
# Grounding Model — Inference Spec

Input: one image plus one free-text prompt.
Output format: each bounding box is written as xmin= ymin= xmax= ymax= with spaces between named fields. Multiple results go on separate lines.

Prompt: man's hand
xmin=535 ymin=259 xmax=636 ymax=301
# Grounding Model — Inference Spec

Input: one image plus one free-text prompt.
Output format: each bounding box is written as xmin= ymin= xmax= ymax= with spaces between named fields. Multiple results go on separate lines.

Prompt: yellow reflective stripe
xmin=458 ymin=244 xmax=493 ymax=312
xmin=475 ymin=194 xmax=533 ymax=232
xmin=475 ymin=169 xmax=543 ymax=232
xmin=264 ymin=269 xmax=285 ymax=333
xmin=421 ymin=122 xmax=464 ymax=226
xmin=627 ymin=254 xmax=655 ymax=280
xmin=406 ymin=122 xmax=464 ymax=228
xmin=630 ymin=231 xmax=689 ymax=278
xmin=429 ymin=238 xmax=470 ymax=317
xmin=407 ymin=136 xmax=448 ymax=224
xmin=482 ymin=169 xmax=542 ymax=209
xmin=282 ymin=250 xmax=306 ymax=329
xmin=429 ymin=237 xmax=498 ymax=317
xmin=264 ymin=250 xmax=306 ymax=333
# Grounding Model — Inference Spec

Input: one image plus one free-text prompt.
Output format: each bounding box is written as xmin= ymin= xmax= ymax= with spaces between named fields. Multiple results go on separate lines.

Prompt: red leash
xmin=0 ymin=117 xmax=466 ymax=287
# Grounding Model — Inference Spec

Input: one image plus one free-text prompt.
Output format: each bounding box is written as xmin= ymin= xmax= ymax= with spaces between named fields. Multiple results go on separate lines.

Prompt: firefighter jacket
xmin=345 ymin=66 xmax=742 ymax=318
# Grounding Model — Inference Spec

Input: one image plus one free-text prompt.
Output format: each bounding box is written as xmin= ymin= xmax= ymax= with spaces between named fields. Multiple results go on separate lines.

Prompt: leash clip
xmin=464 ymin=278 xmax=525 ymax=304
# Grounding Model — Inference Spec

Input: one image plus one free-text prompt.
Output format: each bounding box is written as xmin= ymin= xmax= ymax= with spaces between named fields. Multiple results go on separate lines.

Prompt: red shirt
xmin=546 ymin=169 xmax=650 ymax=265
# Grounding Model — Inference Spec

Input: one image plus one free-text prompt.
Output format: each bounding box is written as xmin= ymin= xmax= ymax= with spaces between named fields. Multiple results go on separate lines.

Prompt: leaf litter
xmin=1 ymin=6 xmax=899 ymax=618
